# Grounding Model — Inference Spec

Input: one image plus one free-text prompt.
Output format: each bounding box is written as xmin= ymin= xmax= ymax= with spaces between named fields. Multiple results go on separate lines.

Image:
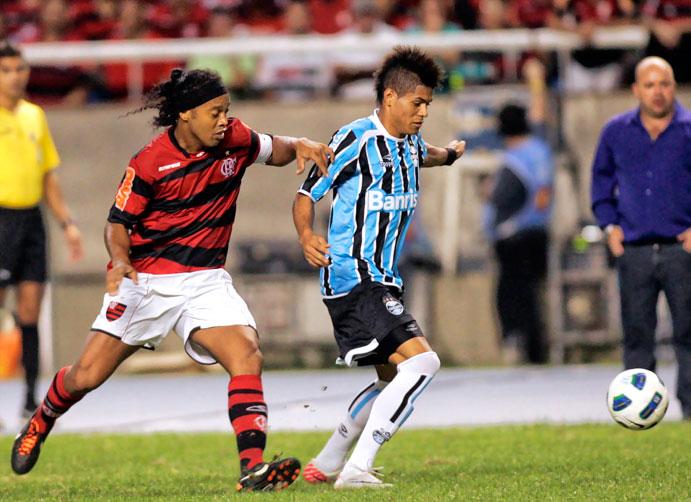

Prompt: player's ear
xmin=383 ymin=88 xmax=397 ymax=108
xmin=178 ymin=110 xmax=191 ymax=123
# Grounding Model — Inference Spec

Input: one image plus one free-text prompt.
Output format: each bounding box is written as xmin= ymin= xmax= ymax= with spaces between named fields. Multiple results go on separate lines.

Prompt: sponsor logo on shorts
xmin=382 ymin=292 xmax=404 ymax=316
xmin=106 ymin=301 xmax=127 ymax=322
xmin=338 ymin=423 xmax=348 ymax=438
xmin=372 ymin=428 xmax=391 ymax=445
xmin=405 ymin=322 xmax=420 ymax=334
xmin=220 ymin=157 xmax=237 ymax=177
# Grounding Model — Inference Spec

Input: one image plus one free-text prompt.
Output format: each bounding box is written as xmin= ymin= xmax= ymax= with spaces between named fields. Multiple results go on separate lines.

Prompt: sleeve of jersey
xmin=39 ymin=110 xmax=61 ymax=172
xmin=223 ymin=119 xmax=271 ymax=167
xmin=298 ymin=128 xmax=359 ymax=203
xmin=107 ymin=160 xmax=154 ymax=229
xmin=418 ymin=134 xmax=428 ymax=164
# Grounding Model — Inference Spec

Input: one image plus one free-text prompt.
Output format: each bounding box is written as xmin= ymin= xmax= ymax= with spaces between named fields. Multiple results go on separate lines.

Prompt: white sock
xmin=346 ymin=352 xmax=440 ymax=471
xmin=313 ymin=379 xmax=388 ymax=473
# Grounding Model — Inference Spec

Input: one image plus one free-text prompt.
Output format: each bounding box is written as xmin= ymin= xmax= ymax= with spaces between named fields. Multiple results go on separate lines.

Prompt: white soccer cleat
xmin=302 ymin=459 xmax=342 ymax=484
xmin=333 ymin=464 xmax=392 ymax=489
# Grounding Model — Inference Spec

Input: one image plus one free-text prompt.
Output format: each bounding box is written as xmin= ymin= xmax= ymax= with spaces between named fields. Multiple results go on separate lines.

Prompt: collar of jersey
xmin=370 ymin=109 xmax=405 ymax=142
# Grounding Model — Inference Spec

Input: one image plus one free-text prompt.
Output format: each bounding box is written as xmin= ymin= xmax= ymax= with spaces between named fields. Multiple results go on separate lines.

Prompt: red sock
xmin=34 ymin=366 xmax=82 ymax=433
xmin=228 ymin=374 xmax=267 ymax=472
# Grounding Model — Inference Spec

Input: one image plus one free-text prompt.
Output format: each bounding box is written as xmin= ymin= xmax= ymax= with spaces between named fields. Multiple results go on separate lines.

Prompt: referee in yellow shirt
xmin=0 ymin=42 xmax=83 ymax=418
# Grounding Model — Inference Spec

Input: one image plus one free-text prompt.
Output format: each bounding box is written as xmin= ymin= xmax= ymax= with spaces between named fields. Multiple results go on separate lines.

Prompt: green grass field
xmin=1 ymin=423 xmax=690 ymax=501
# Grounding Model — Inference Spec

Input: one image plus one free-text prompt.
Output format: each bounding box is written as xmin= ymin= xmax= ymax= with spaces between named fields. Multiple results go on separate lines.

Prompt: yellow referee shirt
xmin=0 ymin=99 xmax=60 ymax=208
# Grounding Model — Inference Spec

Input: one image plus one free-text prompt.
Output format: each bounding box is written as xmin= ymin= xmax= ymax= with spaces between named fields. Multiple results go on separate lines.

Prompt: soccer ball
xmin=606 ymin=368 xmax=669 ymax=430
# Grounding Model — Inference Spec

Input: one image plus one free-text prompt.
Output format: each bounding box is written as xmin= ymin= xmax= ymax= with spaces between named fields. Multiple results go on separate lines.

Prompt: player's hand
xmin=106 ymin=260 xmax=139 ymax=295
xmin=299 ymin=230 xmax=331 ymax=268
xmin=606 ymin=225 xmax=625 ymax=257
xmin=295 ymin=138 xmax=334 ymax=177
xmin=446 ymin=140 xmax=466 ymax=163
xmin=64 ymin=223 xmax=84 ymax=262
xmin=677 ymin=227 xmax=691 ymax=253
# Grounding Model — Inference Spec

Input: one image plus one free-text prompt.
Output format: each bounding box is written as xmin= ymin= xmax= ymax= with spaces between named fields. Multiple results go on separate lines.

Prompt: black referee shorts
xmin=0 ymin=207 xmax=47 ymax=287
xmin=323 ymin=280 xmax=424 ymax=367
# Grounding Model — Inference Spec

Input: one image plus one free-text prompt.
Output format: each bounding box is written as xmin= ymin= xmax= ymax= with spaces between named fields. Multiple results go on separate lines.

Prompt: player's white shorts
xmin=91 ymin=268 xmax=256 ymax=365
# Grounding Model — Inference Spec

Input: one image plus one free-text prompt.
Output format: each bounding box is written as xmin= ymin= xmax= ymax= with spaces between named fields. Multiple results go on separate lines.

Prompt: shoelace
xmin=17 ymin=420 xmax=41 ymax=456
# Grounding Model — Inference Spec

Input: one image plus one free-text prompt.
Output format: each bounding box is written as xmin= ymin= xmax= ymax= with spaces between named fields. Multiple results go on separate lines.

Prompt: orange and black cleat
xmin=236 ymin=457 xmax=301 ymax=492
xmin=11 ymin=415 xmax=49 ymax=475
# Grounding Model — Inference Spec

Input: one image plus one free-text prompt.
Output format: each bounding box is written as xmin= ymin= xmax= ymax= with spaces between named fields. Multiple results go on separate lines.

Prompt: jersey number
xmin=115 ymin=167 xmax=136 ymax=211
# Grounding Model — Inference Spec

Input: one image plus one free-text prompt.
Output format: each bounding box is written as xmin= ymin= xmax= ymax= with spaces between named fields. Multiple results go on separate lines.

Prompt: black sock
xmin=20 ymin=324 xmax=39 ymax=405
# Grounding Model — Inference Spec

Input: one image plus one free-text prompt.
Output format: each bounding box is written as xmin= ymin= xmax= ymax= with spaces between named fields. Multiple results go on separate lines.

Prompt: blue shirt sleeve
xmin=298 ymin=128 xmax=360 ymax=203
xmin=590 ymin=124 xmax=619 ymax=228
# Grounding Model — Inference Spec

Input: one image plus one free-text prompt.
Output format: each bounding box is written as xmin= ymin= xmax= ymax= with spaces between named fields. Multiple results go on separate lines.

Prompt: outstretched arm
xmin=267 ymin=136 xmax=334 ymax=176
xmin=423 ymin=140 xmax=466 ymax=167
xmin=293 ymin=193 xmax=330 ymax=268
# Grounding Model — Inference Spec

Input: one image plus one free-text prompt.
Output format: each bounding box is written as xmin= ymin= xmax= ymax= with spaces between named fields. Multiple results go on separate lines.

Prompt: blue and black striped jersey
xmin=298 ymin=111 xmax=427 ymax=297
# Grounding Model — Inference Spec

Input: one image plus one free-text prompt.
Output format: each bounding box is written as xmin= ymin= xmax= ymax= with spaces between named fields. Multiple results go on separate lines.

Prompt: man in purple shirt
xmin=591 ymin=56 xmax=691 ymax=420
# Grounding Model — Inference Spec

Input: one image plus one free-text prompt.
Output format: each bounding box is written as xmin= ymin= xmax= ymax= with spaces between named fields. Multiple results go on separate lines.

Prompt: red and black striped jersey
xmin=108 ymin=118 xmax=266 ymax=274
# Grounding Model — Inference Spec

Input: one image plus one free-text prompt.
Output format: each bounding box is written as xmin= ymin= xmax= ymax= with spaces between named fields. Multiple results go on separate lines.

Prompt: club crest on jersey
xmin=220 ymin=157 xmax=237 ymax=177
xmin=106 ymin=302 xmax=127 ymax=322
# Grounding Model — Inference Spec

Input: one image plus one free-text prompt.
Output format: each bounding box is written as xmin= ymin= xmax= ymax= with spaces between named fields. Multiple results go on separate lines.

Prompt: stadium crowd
xmin=0 ymin=0 xmax=689 ymax=104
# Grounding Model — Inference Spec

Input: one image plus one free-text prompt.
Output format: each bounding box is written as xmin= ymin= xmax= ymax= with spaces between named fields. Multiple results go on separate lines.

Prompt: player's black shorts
xmin=323 ymin=280 xmax=424 ymax=367
xmin=0 ymin=207 xmax=47 ymax=287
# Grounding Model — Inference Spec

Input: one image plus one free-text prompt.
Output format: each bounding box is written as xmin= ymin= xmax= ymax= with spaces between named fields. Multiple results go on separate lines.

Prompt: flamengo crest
xmin=220 ymin=157 xmax=237 ymax=177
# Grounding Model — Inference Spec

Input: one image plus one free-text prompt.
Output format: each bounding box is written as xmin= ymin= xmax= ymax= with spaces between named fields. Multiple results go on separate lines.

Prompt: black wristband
xmin=444 ymin=147 xmax=458 ymax=165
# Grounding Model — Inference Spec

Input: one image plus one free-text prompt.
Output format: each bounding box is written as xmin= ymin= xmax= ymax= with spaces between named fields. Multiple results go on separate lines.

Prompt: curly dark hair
xmin=374 ymin=46 xmax=443 ymax=104
xmin=132 ymin=68 xmax=226 ymax=128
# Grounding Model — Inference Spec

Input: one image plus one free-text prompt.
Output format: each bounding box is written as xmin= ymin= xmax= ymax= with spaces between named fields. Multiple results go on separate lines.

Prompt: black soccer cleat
xmin=11 ymin=415 xmax=48 ymax=475
xmin=236 ymin=457 xmax=301 ymax=492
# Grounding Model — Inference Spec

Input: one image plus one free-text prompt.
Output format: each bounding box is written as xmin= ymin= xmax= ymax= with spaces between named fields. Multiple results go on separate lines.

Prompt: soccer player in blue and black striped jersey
xmin=293 ymin=46 xmax=466 ymax=489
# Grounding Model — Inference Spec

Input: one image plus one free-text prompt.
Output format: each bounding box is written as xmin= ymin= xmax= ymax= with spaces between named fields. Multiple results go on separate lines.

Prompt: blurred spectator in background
xmin=507 ymin=0 xmax=552 ymax=28
xmin=78 ymin=0 xmax=119 ymax=40
xmin=455 ymin=0 xmax=508 ymax=86
xmin=407 ymin=0 xmax=462 ymax=91
xmin=14 ymin=0 xmax=98 ymax=106
xmin=187 ymin=7 xmax=258 ymax=100
xmin=0 ymin=42 xmax=83 ymax=418
xmin=482 ymin=58 xmax=554 ymax=364
xmin=234 ymin=0 xmax=284 ymax=33
xmin=549 ymin=0 xmax=632 ymax=93
xmin=255 ymin=0 xmax=330 ymax=101
xmin=149 ymin=0 xmax=209 ymax=38
xmin=590 ymin=57 xmax=691 ymax=420
xmin=309 ymin=0 xmax=352 ymax=33
xmin=641 ymin=0 xmax=691 ymax=83
xmin=332 ymin=0 xmax=398 ymax=98
xmin=101 ymin=0 xmax=181 ymax=101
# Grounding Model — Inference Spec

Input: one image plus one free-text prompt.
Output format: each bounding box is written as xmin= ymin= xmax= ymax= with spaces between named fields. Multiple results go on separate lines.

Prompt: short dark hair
xmin=132 ymin=68 xmax=227 ymax=128
xmin=497 ymin=103 xmax=530 ymax=137
xmin=374 ymin=46 xmax=443 ymax=104
xmin=0 ymin=41 xmax=22 ymax=59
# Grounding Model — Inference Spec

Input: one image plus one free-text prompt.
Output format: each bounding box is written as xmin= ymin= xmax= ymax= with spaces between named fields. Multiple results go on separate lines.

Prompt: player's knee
xmin=398 ymin=351 xmax=440 ymax=376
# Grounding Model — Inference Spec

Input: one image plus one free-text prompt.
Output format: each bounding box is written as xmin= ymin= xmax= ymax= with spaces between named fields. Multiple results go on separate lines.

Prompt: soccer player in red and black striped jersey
xmin=11 ymin=68 xmax=334 ymax=493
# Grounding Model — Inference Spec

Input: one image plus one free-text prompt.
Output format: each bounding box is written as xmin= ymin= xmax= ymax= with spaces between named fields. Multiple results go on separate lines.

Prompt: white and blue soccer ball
xmin=606 ymin=368 xmax=669 ymax=430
